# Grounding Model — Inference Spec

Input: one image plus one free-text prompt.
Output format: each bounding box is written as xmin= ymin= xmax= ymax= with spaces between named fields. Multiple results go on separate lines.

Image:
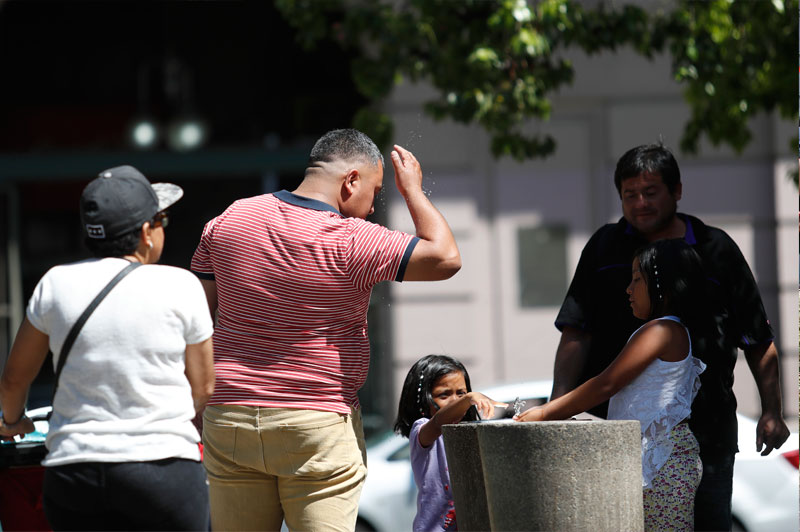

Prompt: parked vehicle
xmin=356 ymin=380 xmax=799 ymax=532
xmin=731 ymin=414 xmax=799 ymax=532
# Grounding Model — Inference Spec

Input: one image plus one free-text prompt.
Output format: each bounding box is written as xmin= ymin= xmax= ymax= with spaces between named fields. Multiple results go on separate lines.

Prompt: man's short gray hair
xmin=309 ymin=129 xmax=384 ymax=168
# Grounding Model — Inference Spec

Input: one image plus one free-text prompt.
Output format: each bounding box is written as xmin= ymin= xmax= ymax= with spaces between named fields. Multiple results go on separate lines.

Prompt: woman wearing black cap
xmin=0 ymin=166 xmax=215 ymax=531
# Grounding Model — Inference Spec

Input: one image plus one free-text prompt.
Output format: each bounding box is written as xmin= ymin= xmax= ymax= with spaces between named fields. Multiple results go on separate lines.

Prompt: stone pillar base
xmin=443 ymin=419 xmax=643 ymax=532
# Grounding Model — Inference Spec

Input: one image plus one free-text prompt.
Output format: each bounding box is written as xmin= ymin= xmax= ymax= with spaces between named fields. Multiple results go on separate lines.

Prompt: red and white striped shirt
xmin=191 ymin=190 xmax=418 ymax=414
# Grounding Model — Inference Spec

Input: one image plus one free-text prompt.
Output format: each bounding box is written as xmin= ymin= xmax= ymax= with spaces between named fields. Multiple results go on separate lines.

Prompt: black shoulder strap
xmin=49 ymin=261 xmax=142 ymax=412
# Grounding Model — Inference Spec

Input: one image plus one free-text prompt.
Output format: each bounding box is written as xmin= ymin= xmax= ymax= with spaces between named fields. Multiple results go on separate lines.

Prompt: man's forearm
xmin=405 ymin=189 xmax=459 ymax=261
xmin=551 ymin=327 xmax=591 ymax=399
xmin=743 ymin=341 xmax=790 ymax=454
xmin=200 ymin=279 xmax=218 ymax=318
xmin=744 ymin=341 xmax=783 ymax=415
xmin=392 ymin=145 xmax=461 ymax=281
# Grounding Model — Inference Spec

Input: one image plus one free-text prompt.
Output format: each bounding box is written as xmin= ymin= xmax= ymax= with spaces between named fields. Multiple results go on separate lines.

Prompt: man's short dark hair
xmin=309 ymin=129 xmax=384 ymax=168
xmin=614 ymin=143 xmax=681 ymax=196
xmin=84 ymin=228 xmax=140 ymax=258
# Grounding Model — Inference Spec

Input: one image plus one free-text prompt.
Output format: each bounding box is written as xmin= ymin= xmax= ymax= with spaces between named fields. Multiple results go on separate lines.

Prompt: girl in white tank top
xmin=515 ymin=239 xmax=717 ymax=531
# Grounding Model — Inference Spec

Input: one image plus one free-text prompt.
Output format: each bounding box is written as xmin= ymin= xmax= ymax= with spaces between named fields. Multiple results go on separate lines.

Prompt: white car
xmin=731 ymin=414 xmax=799 ymax=532
xmin=356 ymin=380 xmax=799 ymax=532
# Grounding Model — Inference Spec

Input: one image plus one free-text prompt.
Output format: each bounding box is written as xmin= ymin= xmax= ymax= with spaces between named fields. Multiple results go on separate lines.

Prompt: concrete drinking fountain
xmin=442 ymin=418 xmax=643 ymax=531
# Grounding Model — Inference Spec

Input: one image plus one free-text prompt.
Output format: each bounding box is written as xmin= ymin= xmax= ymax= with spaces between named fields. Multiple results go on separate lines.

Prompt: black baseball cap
xmin=80 ymin=165 xmax=183 ymax=240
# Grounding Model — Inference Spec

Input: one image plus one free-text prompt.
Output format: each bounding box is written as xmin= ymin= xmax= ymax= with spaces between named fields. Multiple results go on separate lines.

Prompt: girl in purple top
xmin=394 ymin=355 xmax=507 ymax=532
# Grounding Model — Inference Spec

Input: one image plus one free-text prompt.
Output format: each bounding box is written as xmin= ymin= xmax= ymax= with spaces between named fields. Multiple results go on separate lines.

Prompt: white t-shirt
xmin=26 ymin=257 xmax=214 ymax=466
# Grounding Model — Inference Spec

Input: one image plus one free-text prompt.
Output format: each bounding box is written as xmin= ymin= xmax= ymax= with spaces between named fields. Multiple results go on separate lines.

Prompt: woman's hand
xmin=513 ymin=406 xmax=546 ymax=422
xmin=468 ymin=392 xmax=508 ymax=420
xmin=0 ymin=414 xmax=35 ymax=441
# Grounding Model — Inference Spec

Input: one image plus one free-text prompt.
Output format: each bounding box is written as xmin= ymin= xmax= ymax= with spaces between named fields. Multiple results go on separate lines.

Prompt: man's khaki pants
xmin=202 ymin=405 xmax=367 ymax=532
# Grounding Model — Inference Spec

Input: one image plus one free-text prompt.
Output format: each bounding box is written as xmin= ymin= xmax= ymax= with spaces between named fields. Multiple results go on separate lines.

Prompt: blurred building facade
xmin=383 ymin=48 xmax=798 ymax=427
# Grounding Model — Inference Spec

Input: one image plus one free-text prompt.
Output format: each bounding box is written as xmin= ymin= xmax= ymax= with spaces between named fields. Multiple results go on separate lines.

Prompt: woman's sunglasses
xmin=150 ymin=211 xmax=169 ymax=228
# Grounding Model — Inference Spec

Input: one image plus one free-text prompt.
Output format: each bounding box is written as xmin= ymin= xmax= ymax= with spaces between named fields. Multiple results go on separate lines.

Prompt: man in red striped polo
xmin=191 ymin=129 xmax=461 ymax=531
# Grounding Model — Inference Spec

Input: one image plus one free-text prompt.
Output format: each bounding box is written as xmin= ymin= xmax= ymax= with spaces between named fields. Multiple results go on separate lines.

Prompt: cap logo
xmin=102 ymin=172 xmax=112 ymax=178
xmin=86 ymin=224 xmax=106 ymax=239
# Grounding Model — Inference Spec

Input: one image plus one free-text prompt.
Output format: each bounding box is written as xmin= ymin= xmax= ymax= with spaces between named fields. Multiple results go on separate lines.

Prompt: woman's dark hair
xmin=84 ymin=227 xmax=140 ymax=258
xmin=634 ymin=238 xmax=718 ymax=344
xmin=393 ymin=354 xmax=476 ymax=438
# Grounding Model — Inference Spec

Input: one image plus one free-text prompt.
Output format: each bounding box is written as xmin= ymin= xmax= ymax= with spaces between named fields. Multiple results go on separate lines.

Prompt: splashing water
xmin=404 ymin=115 xmax=424 ymax=149
xmin=512 ymin=397 xmax=526 ymax=417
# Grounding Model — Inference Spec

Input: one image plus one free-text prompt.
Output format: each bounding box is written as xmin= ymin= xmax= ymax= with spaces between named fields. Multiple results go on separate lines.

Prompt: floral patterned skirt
xmin=643 ymin=422 xmax=703 ymax=531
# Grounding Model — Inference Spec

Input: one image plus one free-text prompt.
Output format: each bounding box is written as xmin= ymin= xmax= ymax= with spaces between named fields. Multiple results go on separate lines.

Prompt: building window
xmin=517 ymin=225 xmax=568 ymax=307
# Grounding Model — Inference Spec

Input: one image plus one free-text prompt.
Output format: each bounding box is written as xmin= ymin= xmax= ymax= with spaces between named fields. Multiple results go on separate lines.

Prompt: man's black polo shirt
xmin=554 ymin=213 xmax=774 ymax=459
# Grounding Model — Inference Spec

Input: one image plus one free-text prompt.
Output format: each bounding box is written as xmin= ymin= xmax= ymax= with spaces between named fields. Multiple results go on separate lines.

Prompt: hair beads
xmin=417 ymin=373 xmax=425 ymax=415
xmin=654 ymin=262 xmax=663 ymax=300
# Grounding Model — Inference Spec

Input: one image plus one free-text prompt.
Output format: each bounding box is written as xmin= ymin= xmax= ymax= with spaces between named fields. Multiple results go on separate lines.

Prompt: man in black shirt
xmin=552 ymin=143 xmax=790 ymax=531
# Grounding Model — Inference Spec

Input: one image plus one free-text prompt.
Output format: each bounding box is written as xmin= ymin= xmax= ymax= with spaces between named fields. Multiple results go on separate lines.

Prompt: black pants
xmin=694 ymin=453 xmax=735 ymax=531
xmin=43 ymin=458 xmax=210 ymax=531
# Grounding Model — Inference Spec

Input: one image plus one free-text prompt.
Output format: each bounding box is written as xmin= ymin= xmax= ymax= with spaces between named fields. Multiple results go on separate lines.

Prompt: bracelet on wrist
xmin=1 ymin=413 xmax=25 ymax=426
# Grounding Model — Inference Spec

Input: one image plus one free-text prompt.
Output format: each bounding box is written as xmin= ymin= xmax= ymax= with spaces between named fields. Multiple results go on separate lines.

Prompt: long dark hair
xmin=393 ymin=354 xmax=477 ymax=438
xmin=634 ymin=238 xmax=718 ymax=345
